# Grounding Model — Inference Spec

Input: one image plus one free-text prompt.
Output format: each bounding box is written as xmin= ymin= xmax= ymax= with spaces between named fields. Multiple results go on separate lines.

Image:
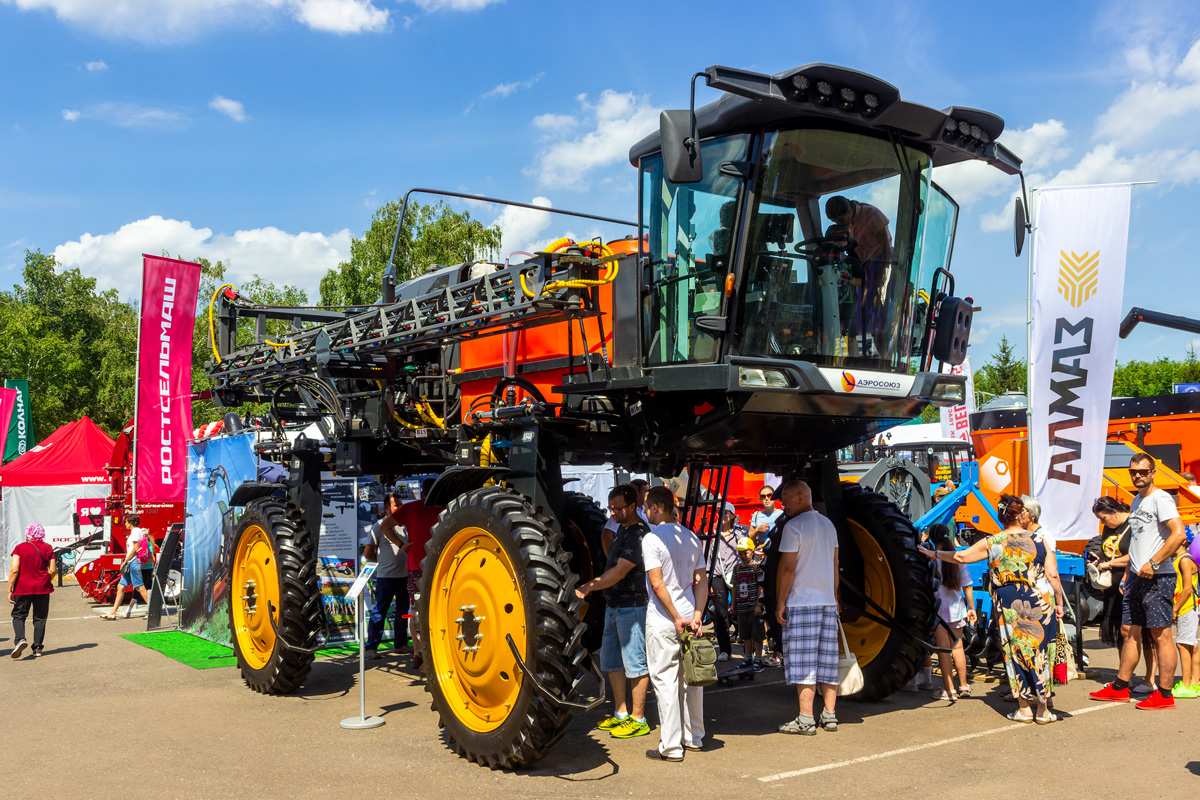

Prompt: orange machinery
xmin=958 ymin=394 xmax=1200 ymax=550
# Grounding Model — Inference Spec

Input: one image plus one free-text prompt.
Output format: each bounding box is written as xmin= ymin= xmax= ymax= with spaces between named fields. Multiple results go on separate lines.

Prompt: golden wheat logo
xmin=1057 ymin=250 xmax=1099 ymax=309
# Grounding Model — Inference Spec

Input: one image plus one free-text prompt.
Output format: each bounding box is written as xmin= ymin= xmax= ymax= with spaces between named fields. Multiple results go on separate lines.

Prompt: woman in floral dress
xmin=920 ymin=494 xmax=1066 ymax=723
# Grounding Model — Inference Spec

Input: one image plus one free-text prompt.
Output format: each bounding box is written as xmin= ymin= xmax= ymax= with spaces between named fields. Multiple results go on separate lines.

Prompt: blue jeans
xmin=598 ymin=605 xmax=648 ymax=678
xmin=366 ymin=576 xmax=410 ymax=650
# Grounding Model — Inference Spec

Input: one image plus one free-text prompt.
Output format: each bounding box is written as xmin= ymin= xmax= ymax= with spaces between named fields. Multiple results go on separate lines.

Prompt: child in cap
xmin=731 ymin=536 xmax=766 ymax=668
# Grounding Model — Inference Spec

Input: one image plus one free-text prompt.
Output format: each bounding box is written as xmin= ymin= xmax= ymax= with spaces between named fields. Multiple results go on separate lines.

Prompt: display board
xmin=317 ymin=476 xmax=359 ymax=644
xmin=180 ymin=433 xmax=257 ymax=645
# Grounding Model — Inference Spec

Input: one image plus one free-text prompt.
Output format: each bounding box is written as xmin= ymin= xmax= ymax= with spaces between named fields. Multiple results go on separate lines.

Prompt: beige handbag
xmin=837 ymin=622 xmax=864 ymax=696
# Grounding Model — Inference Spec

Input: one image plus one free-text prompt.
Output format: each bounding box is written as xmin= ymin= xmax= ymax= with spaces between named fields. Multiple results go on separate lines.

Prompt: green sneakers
xmin=596 ymin=714 xmax=627 ymax=730
xmin=610 ymin=717 xmax=651 ymax=738
xmin=1172 ymin=682 xmax=1199 ymax=699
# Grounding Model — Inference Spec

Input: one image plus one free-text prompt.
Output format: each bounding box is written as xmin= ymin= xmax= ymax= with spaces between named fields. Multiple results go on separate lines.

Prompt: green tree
xmin=0 ymin=250 xmax=137 ymax=438
xmin=972 ymin=335 xmax=1027 ymax=402
xmin=319 ymin=199 xmax=502 ymax=306
xmin=1112 ymin=357 xmax=1181 ymax=397
xmin=1179 ymin=345 xmax=1200 ymax=384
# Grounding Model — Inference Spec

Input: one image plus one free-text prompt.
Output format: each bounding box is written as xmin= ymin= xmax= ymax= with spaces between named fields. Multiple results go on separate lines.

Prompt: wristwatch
xmin=1149 ymin=558 xmax=1161 ymax=571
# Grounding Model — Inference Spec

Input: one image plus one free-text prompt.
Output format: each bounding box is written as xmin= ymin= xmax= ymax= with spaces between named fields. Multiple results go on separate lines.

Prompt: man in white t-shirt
xmin=775 ymin=480 xmax=840 ymax=734
xmin=364 ymin=492 xmax=408 ymax=659
xmin=1091 ymin=453 xmax=1187 ymax=708
xmin=641 ymin=485 xmax=707 ymax=762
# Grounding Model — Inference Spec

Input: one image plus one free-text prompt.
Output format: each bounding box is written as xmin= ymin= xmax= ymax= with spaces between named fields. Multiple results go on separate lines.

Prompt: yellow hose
xmin=208 ymin=283 xmax=237 ymax=363
xmin=520 ymin=240 xmax=620 ymax=298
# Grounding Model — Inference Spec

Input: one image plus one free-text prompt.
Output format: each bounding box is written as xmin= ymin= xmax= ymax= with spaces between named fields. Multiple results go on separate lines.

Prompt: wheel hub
xmin=230 ymin=525 xmax=279 ymax=671
xmin=242 ymin=579 xmax=258 ymax=616
xmin=429 ymin=527 xmax=526 ymax=733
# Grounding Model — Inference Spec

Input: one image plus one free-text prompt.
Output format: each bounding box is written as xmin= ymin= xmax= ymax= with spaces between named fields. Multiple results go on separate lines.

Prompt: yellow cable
xmin=520 ymin=242 xmax=620 ymax=298
xmin=208 ymin=283 xmax=237 ymax=364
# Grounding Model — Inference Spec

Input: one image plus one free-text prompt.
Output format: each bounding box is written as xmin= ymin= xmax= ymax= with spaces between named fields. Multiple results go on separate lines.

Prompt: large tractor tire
xmin=417 ymin=487 xmax=587 ymax=770
xmin=838 ymin=484 xmax=939 ymax=701
xmin=227 ymin=498 xmax=320 ymax=694
xmin=561 ymin=491 xmax=609 ymax=656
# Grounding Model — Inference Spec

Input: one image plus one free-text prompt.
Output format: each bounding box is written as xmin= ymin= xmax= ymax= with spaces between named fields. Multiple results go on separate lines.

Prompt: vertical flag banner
xmin=3 ymin=379 xmax=33 ymax=463
xmin=135 ymin=255 xmax=202 ymax=504
xmin=938 ymin=357 xmax=976 ymax=442
xmin=0 ymin=386 xmax=16 ymax=459
xmin=1029 ymin=185 xmax=1131 ymax=541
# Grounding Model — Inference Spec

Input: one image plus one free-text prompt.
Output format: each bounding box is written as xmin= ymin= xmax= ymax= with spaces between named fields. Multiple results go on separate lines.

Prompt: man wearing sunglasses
xmin=1091 ymin=453 xmax=1187 ymax=709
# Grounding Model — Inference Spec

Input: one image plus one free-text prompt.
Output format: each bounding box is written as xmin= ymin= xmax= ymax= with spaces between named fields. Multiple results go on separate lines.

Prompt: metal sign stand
xmin=340 ymin=563 xmax=384 ymax=730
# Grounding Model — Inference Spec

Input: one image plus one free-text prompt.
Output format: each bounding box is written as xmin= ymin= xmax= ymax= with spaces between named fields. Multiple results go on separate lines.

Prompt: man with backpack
xmin=101 ymin=514 xmax=155 ymax=620
xmin=642 ymin=486 xmax=708 ymax=762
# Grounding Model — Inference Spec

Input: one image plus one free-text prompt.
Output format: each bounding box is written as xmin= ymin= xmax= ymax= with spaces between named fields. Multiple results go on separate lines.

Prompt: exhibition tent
xmin=0 ymin=417 xmax=115 ymax=566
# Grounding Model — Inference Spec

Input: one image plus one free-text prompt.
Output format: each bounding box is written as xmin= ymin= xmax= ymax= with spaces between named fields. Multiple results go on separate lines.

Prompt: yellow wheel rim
xmin=841 ymin=519 xmax=895 ymax=666
xmin=230 ymin=524 xmax=279 ymax=671
xmin=428 ymin=526 xmax=526 ymax=733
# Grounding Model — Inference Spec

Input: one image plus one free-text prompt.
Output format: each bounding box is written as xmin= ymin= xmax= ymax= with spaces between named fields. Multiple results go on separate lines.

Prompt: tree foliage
xmin=0 ymin=250 xmax=138 ymax=438
xmin=972 ymin=335 xmax=1027 ymax=401
xmin=319 ymin=199 xmax=502 ymax=306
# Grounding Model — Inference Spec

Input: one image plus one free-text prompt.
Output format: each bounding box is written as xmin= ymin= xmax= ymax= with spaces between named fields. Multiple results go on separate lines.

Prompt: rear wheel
xmin=838 ymin=484 xmax=938 ymax=700
xmin=228 ymin=498 xmax=320 ymax=694
xmin=561 ymin=491 xmax=608 ymax=655
xmin=418 ymin=487 xmax=587 ymax=769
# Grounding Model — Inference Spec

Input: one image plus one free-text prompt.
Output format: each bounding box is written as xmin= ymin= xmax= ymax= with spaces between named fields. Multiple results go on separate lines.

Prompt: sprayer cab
xmin=628 ymin=64 xmax=1020 ymax=397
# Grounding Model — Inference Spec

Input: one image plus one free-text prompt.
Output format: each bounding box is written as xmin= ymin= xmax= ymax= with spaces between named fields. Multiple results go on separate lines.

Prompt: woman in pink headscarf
xmin=8 ymin=523 xmax=56 ymax=659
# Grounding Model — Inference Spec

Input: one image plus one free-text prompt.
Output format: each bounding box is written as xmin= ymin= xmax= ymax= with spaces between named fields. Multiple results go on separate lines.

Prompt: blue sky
xmin=3 ymin=0 xmax=1200 ymax=365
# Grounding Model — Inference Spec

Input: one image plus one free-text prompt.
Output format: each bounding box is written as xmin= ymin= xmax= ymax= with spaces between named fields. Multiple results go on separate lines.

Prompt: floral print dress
xmin=987 ymin=530 xmax=1057 ymax=703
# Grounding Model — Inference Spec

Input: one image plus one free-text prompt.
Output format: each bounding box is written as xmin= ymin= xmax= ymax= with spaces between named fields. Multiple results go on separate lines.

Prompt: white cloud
xmin=1 ymin=0 xmax=390 ymax=42
xmin=410 ymin=0 xmax=501 ymax=10
xmin=209 ymin=95 xmax=247 ymax=122
xmin=532 ymin=112 xmax=576 ymax=135
xmin=52 ymin=215 xmax=351 ymax=299
xmin=62 ymin=102 xmax=188 ymax=129
xmin=530 ymin=90 xmax=662 ymax=190
xmin=85 ymin=60 xmax=106 ymax=71
xmin=491 ymin=196 xmax=553 ymax=255
xmin=483 ymin=72 xmax=543 ymax=99
xmin=289 ymin=0 xmax=389 ymax=34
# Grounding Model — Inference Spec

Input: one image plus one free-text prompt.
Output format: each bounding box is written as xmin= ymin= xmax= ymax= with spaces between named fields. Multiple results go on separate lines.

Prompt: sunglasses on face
xmin=760 ymin=493 xmax=773 ymax=499
xmin=608 ymin=504 xmax=628 ymax=512
xmin=1128 ymin=468 xmax=1154 ymax=477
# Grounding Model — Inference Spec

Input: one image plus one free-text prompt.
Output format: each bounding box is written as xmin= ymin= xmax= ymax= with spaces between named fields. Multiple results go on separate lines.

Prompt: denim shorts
xmin=119 ymin=563 xmax=145 ymax=589
xmin=598 ymin=605 xmax=648 ymax=678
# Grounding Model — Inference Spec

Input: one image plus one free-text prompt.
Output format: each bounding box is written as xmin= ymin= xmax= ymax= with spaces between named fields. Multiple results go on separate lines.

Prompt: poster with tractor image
xmin=316 ymin=477 xmax=359 ymax=644
xmin=181 ymin=433 xmax=257 ymax=645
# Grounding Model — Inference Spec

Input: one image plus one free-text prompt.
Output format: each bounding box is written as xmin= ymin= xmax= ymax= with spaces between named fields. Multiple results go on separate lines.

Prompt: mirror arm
xmin=1018 ymin=171 xmax=1032 ymax=232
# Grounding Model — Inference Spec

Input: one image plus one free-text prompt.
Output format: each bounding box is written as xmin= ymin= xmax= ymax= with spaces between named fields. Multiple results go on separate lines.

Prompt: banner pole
xmin=132 ymin=257 xmax=145 ymax=514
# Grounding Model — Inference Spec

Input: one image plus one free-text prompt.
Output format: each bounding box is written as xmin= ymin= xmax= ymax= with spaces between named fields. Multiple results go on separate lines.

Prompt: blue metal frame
xmin=913 ymin=460 xmax=1002 ymax=532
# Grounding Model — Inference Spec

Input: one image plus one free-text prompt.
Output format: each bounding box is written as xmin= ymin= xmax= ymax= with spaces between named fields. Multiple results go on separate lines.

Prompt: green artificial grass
xmin=121 ymin=630 xmax=364 ymax=670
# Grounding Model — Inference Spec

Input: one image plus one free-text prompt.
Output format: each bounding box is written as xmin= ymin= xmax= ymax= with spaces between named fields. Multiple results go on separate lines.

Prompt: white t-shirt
xmin=1129 ymin=488 xmax=1181 ymax=575
xmin=604 ymin=506 xmax=649 ymax=534
xmin=126 ymin=528 xmax=152 ymax=566
xmin=936 ymin=564 xmax=973 ymax=625
xmin=1035 ymin=526 xmax=1056 ymax=553
xmin=642 ymin=522 xmax=704 ymax=630
xmin=369 ymin=521 xmax=408 ymax=579
xmin=778 ymin=510 xmax=838 ymax=608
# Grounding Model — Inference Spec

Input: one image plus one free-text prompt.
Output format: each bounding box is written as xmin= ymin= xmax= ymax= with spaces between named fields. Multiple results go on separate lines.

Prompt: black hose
xmin=490 ymin=375 xmax=547 ymax=405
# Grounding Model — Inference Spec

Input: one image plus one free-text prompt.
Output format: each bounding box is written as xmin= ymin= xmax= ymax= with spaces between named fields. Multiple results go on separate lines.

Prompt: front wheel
xmin=418 ymin=487 xmax=587 ymax=770
xmin=838 ymin=484 xmax=939 ymax=700
xmin=227 ymin=498 xmax=320 ymax=694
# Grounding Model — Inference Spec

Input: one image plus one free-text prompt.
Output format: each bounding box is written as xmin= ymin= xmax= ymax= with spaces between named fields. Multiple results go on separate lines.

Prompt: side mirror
xmin=931 ymin=296 xmax=972 ymax=366
xmin=659 ymin=109 xmax=703 ymax=184
xmin=1013 ymin=197 xmax=1027 ymax=257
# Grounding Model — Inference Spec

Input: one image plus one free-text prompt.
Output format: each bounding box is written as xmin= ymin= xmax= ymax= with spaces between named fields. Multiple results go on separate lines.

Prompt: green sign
xmin=3 ymin=379 xmax=33 ymax=462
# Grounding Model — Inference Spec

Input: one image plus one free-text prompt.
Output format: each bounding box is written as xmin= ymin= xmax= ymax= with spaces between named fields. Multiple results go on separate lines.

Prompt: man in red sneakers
xmin=1090 ymin=453 xmax=1187 ymax=709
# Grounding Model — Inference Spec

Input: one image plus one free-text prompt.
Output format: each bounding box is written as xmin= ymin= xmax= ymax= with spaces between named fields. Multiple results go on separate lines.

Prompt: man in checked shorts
xmin=775 ymin=479 xmax=840 ymax=735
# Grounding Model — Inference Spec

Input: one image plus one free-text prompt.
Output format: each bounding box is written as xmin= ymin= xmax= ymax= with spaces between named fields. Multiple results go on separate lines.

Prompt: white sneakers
xmin=11 ymin=640 xmax=28 ymax=659
xmin=717 ymin=652 xmax=730 ymax=662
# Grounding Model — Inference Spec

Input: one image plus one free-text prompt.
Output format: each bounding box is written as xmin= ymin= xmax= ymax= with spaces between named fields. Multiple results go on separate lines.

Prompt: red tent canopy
xmin=0 ymin=417 xmax=115 ymax=487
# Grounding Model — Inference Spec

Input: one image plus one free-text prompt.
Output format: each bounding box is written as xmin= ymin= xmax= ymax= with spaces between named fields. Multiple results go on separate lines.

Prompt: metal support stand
xmin=340 ymin=587 xmax=384 ymax=730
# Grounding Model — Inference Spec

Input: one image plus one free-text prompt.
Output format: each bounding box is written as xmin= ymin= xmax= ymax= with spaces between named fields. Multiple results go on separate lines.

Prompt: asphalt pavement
xmin=2 ymin=588 xmax=1197 ymax=798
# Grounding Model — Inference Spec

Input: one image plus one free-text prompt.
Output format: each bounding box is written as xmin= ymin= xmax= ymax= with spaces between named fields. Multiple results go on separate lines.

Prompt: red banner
xmin=0 ymin=387 xmax=15 ymax=460
xmin=135 ymin=255 xmax=202 ymax=504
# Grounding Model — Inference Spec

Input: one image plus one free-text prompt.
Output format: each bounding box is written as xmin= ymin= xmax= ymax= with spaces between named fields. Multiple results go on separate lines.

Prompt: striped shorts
xmin=782 ymin=605 xmax=840 ymax=686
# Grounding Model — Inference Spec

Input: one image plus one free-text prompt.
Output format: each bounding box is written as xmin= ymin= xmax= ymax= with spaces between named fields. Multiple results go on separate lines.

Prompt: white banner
xmin=1029 ymin=184 xmax=1131 ymax=541
xmin=939 ymin=357 xmax=976 ymax=442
